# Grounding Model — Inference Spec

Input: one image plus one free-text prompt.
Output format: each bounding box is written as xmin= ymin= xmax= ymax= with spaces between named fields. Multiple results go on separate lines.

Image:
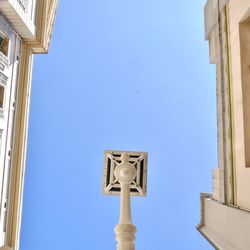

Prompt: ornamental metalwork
xmin=103 ymin=150 xmax=148 ymax=196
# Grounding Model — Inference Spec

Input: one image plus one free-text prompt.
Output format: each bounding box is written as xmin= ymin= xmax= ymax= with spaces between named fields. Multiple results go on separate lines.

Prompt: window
xmin=240 ymin=17 xmax=250 ymax=167
xmin=0 ymin=32 xmax=9 ymax=58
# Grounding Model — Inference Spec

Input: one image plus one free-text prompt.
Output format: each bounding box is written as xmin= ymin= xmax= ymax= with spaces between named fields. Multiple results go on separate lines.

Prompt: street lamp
xmin=103 ymin=150 xmax=148 ymax=250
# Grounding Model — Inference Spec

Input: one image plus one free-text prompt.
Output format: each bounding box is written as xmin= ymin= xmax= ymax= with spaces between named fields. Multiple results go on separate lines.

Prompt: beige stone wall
xmin=228 ymin=0 xmax=250 ymax=210
xmin=198 ymin=1 xmax=250 ymax=248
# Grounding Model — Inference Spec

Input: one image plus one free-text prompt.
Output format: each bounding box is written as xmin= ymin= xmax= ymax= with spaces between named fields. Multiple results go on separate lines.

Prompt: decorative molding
xmin=217 ymin=7 xmax=235 ymax=205
xmin=6 ymin=44 xmax=33 ymax=250
xmin=0 ymin=0 xmax=58 ymax=53
xmin=206 ymin=6 xmax=234 ymax=205
xmin=27 ymin=0 xmax=58 ymax=54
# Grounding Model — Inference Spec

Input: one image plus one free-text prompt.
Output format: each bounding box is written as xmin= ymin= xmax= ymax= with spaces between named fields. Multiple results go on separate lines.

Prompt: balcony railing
xmin=18 ymin=0 xmax=29 ymax=12
xmin=0 ymin=72 xmax=8 ymax=86
xmin=0 ymin=53 xmax=8 ymax=68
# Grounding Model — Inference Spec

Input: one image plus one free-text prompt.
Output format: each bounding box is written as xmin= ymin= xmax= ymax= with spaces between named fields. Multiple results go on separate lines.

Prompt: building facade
xmin=197 ymin=0 xmax=250 ymax=249
xmin=0 ymin=1 xmax=58 ymax=250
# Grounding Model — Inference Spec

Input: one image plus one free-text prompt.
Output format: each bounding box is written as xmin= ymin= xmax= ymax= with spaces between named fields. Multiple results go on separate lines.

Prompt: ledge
xmin=197 ymin=193 xmax=250 ymax=250
xmin=0 ymin=0 xmax=58 ymax=53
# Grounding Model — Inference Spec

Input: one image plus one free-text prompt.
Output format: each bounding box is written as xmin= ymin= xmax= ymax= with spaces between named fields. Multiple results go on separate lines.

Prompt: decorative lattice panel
xmin=0 ymin=72 xmax=7 ymax=85
xmin=103 ymin=150 xmax=148 ymax=196
xmin=0 ymin=15 xmax=13 ymax=38
xmin=18 ymin=0 xmax=29 ymax=12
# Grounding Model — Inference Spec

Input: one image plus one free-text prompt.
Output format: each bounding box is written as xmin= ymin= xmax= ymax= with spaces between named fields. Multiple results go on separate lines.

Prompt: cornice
xmin=25 ymin=0 xmax=58 ymax=54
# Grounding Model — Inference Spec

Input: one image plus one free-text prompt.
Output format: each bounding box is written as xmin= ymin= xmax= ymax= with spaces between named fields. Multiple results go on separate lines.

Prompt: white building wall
xmin=0 ymin=1 xmax=57 ymax=249
xmin=0 ymin=15 xmax=21 ymax=247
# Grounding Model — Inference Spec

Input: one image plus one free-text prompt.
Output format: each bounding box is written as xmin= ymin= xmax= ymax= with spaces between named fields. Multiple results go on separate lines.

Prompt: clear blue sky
xmin=20 ymin=1 xmax=216 ymax=249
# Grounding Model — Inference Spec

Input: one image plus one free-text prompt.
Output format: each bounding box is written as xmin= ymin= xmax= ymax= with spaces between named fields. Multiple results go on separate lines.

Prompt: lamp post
xmin=103 ymin=150 xmax=148 ymax=250
xmin=114 ymin=152 xmax=137 ymax=250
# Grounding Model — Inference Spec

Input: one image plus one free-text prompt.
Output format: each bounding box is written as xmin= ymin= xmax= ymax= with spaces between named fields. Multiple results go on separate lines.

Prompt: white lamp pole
xmin=103 ymin=150 xmax=148 ymax=250
xmin=114 ymin=152 xmax=137 ymax=250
